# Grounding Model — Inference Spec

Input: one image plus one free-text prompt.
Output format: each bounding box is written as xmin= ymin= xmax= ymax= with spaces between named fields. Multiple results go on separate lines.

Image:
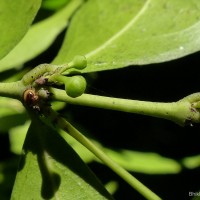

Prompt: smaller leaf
xmin=104 ymin=149 xmax=181 ymax=174
xmin=0 ymin=0 xmax=41 ymax=60
xmin=0 ymin=97 xmax=24 ymax=116
xmin=60 ymin=129 xmax=183 ymax=174
xmin=9 ymin=121 xmax=30 ymax=154
xmin=11 ymin=117 xmax=113 ymax=200
xmin=182 ymin=154 xmax=200 ymax=169
xmin=0 ymin=0 xmax=83 ymax=72
xmin=0 ymin=114 xmax=28 ymax=133
xmin=0 ymin=97 xmax=26 ymax=133
xmin=104 ymin=181 xmax=118 ymax=195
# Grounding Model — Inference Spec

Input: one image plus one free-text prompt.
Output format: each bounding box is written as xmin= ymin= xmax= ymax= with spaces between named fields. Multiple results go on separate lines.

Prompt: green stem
xmin=0 ymin=81 xmax=25 ymax=100
xmin=43 ymin=108 xmax=162 ymax=200
xmin=50 ymin=88 xmax=200 ymax=126
xmin=48 ymin=74 xmax=69 ymax=84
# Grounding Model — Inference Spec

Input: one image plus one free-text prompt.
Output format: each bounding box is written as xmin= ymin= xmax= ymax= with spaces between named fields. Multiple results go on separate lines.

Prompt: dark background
xmin=66 ymin=51 xmax=200 ymax=200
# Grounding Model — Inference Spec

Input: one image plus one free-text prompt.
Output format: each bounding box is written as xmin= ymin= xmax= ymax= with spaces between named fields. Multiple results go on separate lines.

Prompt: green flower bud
xmin=65 ymin=75 xmax=86 ymax=98
xmin=69 ymin=55 xmax=87 ymax=70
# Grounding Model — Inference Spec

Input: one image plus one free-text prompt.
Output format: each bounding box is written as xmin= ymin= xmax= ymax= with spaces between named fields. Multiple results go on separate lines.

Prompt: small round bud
xmin=71 ymin=55 xmax=87 ymax=70
xmin=65 ymin=76 xmax=86 ymax=98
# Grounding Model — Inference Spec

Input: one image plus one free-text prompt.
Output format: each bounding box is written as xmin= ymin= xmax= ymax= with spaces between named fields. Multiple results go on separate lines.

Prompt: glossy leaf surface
xmin=53 ymin=0 xmax=200 ymax=72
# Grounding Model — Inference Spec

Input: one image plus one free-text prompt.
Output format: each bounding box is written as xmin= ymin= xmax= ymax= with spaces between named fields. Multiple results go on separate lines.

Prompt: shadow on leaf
xmin=12 ymin=114 xmax=112 ymax=200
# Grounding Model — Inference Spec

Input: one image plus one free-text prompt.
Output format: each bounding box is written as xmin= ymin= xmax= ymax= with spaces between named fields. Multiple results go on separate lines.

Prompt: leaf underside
xmin=53 ymin=0 xmax=200 ymax=73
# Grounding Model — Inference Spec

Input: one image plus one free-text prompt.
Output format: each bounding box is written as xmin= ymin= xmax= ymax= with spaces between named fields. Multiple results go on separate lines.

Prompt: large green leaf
xmin=11 ymin=117 xmax=113 ymax=200
xmin=0 ymin=0 xmax=83 ymax=72
xmin=53 ymin=0 xmax=200 ymax=73
xmin=104 ymin=149 xmax=181 ymax=174
xmin=0 ymin=0 xmax=41 ymax=60
xmin=63 ymin=132 xmax=182 ymax=174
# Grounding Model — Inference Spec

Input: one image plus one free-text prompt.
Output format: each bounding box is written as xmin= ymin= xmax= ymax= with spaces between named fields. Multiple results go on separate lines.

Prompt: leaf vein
xmin=85 ymin=0 xmax=151 ymax=59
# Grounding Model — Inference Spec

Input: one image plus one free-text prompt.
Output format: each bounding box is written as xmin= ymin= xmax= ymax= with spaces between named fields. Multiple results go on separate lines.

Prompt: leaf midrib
xmin=85 ymin=0 xmax=151 ymax=59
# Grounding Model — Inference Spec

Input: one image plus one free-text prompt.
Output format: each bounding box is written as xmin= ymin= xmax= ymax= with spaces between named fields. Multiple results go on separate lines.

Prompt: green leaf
xmin=0 ymin=0 xmax=83 ymax=72
xmin=104 ymin=181 xmax=118 ymax=196
xmin=104 ymin=149 xmax=181 ymax=174
xmin=9 ymin=121 xmax=30 ymax=155
xmin=53 ymin=0 xmax=200 ymax=73
xmin=61 ymin=131 xmax=182 ymax=174
xmin=42 ymin=0 xmax=71 ymax=10
xmin=0 ymin=0 xmax=41 ymax=60
xmin=181 ymin=154 xmax=200 ymax=169
xmin=11 ymin=117 xmax=113 ymax=200
xmin=0 ymin=113 xmax=28 ymax=133
xmin=0 ymin=98 xmax=24 ymax=116
xmin=0 ymin=97 xmax=26 ymax=133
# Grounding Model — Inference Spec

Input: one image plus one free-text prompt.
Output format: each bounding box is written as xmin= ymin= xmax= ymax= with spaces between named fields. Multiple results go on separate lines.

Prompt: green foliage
xmin=0 ymin=0 xmax=41 ymax=60
xmin=53 ymin=0 xmax=200 ymax=73
xmin=0 ymin=0 xmax=83 ymax=72
xmin=0 ymin=98 xmax=26 ymax=132
xmin=0 ymin=1 xmax=200 ymax=200
xmin=11 ymin=117 xmax=112 ymax=200
xmin=9 ymin=121 xmax=30 ymax=154
xmin=42 ymin=0 xmax=71 ymax=10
